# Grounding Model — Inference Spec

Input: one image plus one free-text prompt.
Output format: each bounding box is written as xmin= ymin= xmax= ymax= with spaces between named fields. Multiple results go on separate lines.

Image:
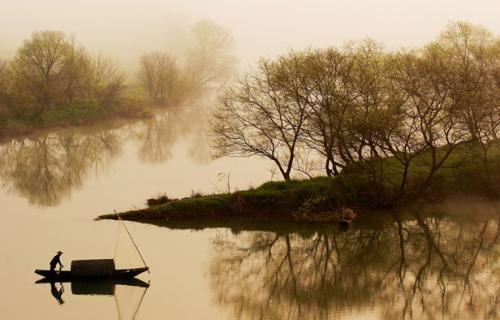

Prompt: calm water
xmin=0 ymin=106 xmax=498 ymax=320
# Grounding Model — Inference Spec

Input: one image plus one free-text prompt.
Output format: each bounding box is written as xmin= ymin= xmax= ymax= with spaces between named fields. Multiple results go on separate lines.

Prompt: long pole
xmin=114 ymin=210 xmax=150 ymax=273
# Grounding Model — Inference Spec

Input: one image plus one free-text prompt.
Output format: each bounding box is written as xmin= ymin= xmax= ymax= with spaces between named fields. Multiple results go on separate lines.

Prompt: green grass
xmin=98 ymin=141 xmax=500 ymax=223
xmin=1 ymin=102 xmax=104 ymax=136
xmin=98 ymin=177 xmax=339 ymax=221
xmin=343 ymin=141 xmax=500 ymax=201
xmin=98 ymin=174 xmax=402 ymax=222
xmin=0 ymin=100 xmax=150 ymax=139
xmin=40 ymin=101 xmax=102 ymax=124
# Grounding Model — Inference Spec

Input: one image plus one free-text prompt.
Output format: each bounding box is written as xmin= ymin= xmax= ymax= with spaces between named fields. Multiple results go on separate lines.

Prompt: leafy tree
xmin=12 ymin=31 xmax=70 ymax=114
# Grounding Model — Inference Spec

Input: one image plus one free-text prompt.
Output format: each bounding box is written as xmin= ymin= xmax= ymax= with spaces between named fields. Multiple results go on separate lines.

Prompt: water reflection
xmin=36 ymin=279 xmax=149 ymax=319
xmin=135 ymin=112 xmax=179 ymax=164
xmin=0 ymin=132 xmax=121 ymax=206
xmin=50 ymin=282 xmax=65 ymax=305
xmin=133 ymin=106 xmax=211 ymax=165
xmin=0 ymin=105 xmax=211 ymax=207
xmin=209 ymin=211 xmax=499 ymax=320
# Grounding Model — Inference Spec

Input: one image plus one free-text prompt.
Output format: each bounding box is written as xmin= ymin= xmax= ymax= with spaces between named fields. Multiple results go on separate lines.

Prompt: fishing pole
xmin=114 ymin=210 xmax=150 ymax=273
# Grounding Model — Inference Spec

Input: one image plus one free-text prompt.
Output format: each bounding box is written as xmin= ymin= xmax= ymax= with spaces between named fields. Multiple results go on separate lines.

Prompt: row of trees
xmin=0 ymin=31 xmax=125 ymax=116
xmin=137 ymin=20 xmax=236 ymax=106
xmin=212 ymin=22 xmax=499 ymax=199
xmin=0 ymin=20 xmax=236 ymax=118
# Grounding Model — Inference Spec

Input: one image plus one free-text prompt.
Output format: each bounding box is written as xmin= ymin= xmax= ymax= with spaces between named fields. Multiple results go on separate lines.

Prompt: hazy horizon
xmin=1 ymin=0 xmax=499 ymax=72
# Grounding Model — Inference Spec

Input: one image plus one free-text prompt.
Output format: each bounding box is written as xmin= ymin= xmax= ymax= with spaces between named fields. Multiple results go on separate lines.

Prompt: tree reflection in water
xmin=209 ymin=211 xmax=499 ymax=320
xmin=133 ymin=105 xmax=212 ymax=165
xmin=0 ymin=103 xmax=213 ymax=207
xmin=135 ymin=112 xmax=180 ymax=164
xmin=0 ymin=131 xmax=121 ymax=206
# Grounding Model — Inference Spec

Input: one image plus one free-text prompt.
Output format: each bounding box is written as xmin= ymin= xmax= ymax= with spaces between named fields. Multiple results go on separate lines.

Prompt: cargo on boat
xmin=34 ymin=258 xmax=149 ymax=280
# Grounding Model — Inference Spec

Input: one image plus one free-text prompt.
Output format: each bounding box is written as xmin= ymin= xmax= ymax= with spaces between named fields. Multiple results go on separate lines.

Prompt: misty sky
xmin=1 ymin=0 xmax=499 ymax=70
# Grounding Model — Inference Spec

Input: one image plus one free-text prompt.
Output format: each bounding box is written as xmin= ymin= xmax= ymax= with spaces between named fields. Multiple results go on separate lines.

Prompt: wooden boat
xmin=34 ymin=266 xmax=149 ymax=281
xmin=35 ymin=212 xmax=150 ymax=282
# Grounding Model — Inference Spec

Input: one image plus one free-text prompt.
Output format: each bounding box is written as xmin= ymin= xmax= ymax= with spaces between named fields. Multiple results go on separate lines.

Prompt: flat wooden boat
xmin=37 ymin=213 xmax=150 ymax=282
xmin=34 ymin=267 xmax=149 ymax=280
xmin=34 ymin=274 xmax=150 ymax=287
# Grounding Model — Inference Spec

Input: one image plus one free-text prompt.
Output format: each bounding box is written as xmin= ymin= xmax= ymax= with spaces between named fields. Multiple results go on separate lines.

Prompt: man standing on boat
xmin=50 ymin=251 xmax=64 ymax=272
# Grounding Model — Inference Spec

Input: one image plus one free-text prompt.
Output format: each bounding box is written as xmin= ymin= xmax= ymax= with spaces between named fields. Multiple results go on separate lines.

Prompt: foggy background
xmin=1 ymin=0 xmax=499 ymax=73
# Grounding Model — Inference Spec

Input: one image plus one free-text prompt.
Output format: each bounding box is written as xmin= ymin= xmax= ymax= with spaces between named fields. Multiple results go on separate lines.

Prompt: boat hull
xmin=34 ymin=267 xmax=149 ymax=280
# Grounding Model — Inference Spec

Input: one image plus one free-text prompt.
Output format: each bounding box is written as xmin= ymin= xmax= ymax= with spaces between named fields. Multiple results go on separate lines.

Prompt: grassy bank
xmin=98 ymin=141 xmax=500 ymax=223
xmin=0 ymin=101 xmax=152 ymax=141
xmin=98 ymin=177 xmax=349 ymax=222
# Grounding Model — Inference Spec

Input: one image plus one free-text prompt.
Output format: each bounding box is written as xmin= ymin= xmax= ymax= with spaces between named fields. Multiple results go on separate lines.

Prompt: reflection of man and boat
xmin=34 ymin=214 xmax=150 ymax=319
xmin=35 ymin=212 xmax=149 ymax=281
xmin=49 ymin=281 xmax=65 ymax=305
xmin=37 ymin=278 xmax=149 ymax=319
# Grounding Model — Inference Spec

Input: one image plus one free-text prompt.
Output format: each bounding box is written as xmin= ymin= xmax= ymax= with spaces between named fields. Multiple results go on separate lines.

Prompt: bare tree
xmin=299 ymin=48 xmax=356 ymax=176
xmin=344 ymin=41 xmax=395 ymax=162
xmin=212 ymin=53 xmax=311 ymax=181
xmin=393 ymin=46 xmax=469 ymax=195
xmin=433 ymin=22 xmax=500 ymax=188
xmin=87 ymin=54 xmax=125 ymax=108
xmin=138 ymin=51 xmax=178 ymax=105
xmin=436 ymin=22 xmax=499 ymax=141
xmin=186 ymin=20 xmax=237 ymax=92
xmin=60 ymin=39 xmax=92 ymax=103
xmin=0 ymin=61 xmax=34 ymax=114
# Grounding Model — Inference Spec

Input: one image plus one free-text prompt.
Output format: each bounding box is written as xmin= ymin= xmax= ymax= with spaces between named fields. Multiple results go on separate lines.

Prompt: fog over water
xmin=0 ymin=2 xmax=499 ymax=319
xmin=1 ymin=0 xmax=499 ymax=70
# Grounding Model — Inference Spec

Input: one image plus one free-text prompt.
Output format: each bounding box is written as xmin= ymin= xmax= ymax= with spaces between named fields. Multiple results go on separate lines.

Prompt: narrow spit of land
xmin=98 ymin=143 xmax=500 ymax=224
xmin=0 ymin=103 xmax=152 ymax=142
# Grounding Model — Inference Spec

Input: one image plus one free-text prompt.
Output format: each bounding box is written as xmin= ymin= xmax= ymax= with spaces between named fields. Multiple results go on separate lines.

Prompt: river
xmin=0 ymin=105 xmax=498 ymax=320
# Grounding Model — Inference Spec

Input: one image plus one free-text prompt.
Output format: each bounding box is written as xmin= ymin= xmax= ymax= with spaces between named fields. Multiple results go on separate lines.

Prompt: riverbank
xmin=99 ymin=177 xmax=348 ymax=222
xmin=0 ymin=102 xmax=153 ymax=142
xmin=98 ymin=142 xmax=500 ymax=223
xmin=100 ymin=198 xmax=500 ymax=233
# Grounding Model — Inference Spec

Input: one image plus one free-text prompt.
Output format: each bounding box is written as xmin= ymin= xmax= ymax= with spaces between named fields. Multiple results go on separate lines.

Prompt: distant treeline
xmin=0 ymin=20 xmax=235 ymax=123
xmin=212 ymin=22 xmax=499 ymax=201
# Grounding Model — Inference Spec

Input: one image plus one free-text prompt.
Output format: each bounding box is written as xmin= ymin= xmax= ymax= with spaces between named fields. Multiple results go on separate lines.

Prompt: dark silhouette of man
xmin=50 ymin=282 xmax=65 ymax=305
xmin=50 ymin=251 xmax=64 ymax=272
